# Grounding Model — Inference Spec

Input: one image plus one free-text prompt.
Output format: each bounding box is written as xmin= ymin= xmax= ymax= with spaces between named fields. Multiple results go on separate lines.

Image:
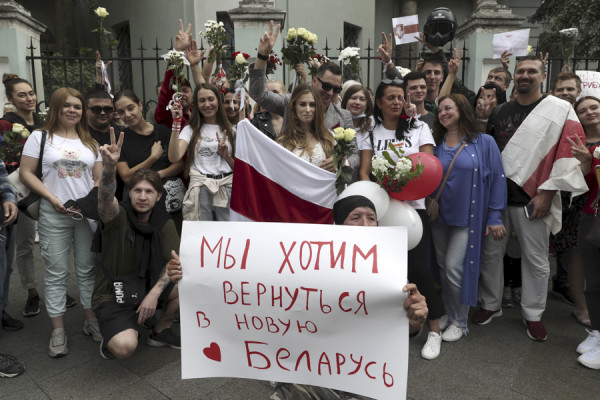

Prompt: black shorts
xmin=94 ymin=282 xmax=175 ymax=343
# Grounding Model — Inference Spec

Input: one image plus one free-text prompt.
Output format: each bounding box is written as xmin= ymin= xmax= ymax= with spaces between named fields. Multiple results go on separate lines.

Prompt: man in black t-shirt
xmin=85 ymin=89 xmax=125 ymax=200
xmin=473 ymin=55 xmax=572 ymax=341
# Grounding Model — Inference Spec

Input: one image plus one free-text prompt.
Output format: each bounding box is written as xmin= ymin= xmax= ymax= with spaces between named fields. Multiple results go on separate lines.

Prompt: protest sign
xmin=576 ymin=70 xmax=600 ymax=98
xmin=179 ymin=221 xmax=409 ymax=400
xmin=493 ymin=29 xmax=530 ymax=58
xmin=392 ymin=15 xmax=419 ymax=45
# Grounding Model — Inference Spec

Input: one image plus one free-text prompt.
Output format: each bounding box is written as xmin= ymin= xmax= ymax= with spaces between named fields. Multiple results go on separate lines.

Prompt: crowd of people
xmin=0 ymin=16 xmax=599 ymax=400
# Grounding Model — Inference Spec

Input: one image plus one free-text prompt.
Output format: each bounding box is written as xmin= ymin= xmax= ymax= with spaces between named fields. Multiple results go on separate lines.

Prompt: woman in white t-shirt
xmin=358 ymin=79 xmax=448 ymax=361
xmin=168 ymin=83 xmax=235 ymax=221
xmin=20 ymin=87 xmax=102 ymax=358
xmin=341 ymin=84 xmax=374 ymax=151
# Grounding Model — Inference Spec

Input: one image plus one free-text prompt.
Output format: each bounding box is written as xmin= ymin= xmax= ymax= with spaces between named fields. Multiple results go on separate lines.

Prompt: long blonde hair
xmin=278 ymin=84 xmax=334 ymax=156
xmin=42 ymin=87 xmax=98 ymax=154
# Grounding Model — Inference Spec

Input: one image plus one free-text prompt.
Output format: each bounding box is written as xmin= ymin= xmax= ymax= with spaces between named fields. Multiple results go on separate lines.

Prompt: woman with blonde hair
xmin=168 ymin=83 xmax=235 ymax=221
xmin=20 ymin=87 xmax=103 ymax=357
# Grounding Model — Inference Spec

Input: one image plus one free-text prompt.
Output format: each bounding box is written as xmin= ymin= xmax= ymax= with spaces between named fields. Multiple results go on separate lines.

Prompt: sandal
xmin=572 ymin=309 xmax=592 ymax=327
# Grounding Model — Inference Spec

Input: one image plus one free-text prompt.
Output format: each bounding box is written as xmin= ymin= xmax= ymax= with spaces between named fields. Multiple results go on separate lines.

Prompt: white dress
xmin=292 ymin=143 xmax=326 ymax=167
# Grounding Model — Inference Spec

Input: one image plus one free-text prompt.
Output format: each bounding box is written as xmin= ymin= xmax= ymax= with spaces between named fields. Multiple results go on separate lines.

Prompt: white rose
xmin=94 ymin=7 xmax=109 ymax=18
xmin=235 ymin=53 xmax=247 ymax=64
xmin=343 ymin=129 xmax=356 ymax=142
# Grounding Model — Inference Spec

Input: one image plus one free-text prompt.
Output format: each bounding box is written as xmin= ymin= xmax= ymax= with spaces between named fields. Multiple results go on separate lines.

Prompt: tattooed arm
xmin=136 ymin=263 xmax=172 ymax=325
xmin=98 ymin=128 xmax=124 ymax=224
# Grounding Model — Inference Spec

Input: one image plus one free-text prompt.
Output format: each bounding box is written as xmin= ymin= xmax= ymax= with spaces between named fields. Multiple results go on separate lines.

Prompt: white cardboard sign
xmin=179 ymin=221 xmax=409 ymax=400
xmin=493 ymin=29 xmax=530 ymax=58
xmin=576 ymin=70 xmax=600 ymax=98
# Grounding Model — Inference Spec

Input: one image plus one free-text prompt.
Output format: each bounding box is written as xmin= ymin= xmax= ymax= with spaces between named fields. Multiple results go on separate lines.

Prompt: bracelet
xmin=171 ymin=122 xmax=181 ymax=132
xmin=257 ymin=52 xmax=269 ymax=61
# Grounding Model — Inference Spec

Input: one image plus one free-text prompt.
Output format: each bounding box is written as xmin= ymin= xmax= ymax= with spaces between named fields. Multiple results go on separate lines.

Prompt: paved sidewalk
xmin=1 ymin=246 xmax=599 ymax=399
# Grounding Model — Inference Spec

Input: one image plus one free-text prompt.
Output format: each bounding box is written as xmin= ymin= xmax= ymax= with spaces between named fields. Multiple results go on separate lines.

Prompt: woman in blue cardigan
xmin=431 ymin=94 xmax=507 ymax=342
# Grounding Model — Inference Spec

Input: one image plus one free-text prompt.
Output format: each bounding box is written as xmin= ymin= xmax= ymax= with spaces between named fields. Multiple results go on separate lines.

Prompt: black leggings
xmin=407 ymin=209 xmax=445 ymax=321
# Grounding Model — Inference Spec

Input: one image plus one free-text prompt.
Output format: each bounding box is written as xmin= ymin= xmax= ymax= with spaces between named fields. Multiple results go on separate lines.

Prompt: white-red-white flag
xmin=230 ymin=120 xmax=336 ymax=223
xmin=501 ymin=95 xmax=588 ymax=234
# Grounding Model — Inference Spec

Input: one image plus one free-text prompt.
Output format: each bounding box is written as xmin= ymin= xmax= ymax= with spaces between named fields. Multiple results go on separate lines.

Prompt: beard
xmin=89 ymin=118 xmax=110 ymax=132
xmin=516 ymin=80 xmax=535 ymax=95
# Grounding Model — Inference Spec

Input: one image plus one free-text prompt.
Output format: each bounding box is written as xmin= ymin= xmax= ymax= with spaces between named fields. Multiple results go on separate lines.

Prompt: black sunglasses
xmin=316 ymin=76 xmax=343 ymax=94
xmin=89 ymin=106 xmax=114 ymax=115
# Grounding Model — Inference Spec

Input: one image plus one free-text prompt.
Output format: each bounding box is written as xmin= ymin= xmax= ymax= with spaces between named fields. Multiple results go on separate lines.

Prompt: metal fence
xmin=26 ymin=36 xmax=470 ymax=117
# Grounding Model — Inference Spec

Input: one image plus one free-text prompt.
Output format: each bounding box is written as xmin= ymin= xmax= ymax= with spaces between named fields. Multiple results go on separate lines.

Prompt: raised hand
xmin=377 ymin=32 xmax=393 ymax=64
xmin=416 ymin=32 xmax=438 ymax=54
xmin=500 ymin=50 xmax=511 ymax=71
xmin=404 ymin=93 xmax=416 ymax=117
xmin=95 ymin=50 xmax=112 ymax=74
xmin=475 ymin=87 xmax=497 ymax=120
xmin=186 ymin=39 xmax=206 ymax=66
xmin=216 ymin=131 xmax=228 ymax=157
xmin=567 ymin=134 xmax=592 ymax=165
xmin=448 ymin=48 xmax=463 ymax=75
xmin=415 ymin=58 xmax=424 ymax=72
xmin=99 ymin=127 xmax=124 ymax=168
xmin=258 ymin=20 xmax=281 ymax=56
xmin=170 ymin=101 xmax=183 ymax=122
xmin=174 ymin=18 xmax=192 ymax=51
xmin=539 ymin=51 xmax=549 ymax=66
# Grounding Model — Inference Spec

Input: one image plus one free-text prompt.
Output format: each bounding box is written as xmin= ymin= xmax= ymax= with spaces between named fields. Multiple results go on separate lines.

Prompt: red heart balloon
xmin=388 ymin=153 xmax=443 ymax=201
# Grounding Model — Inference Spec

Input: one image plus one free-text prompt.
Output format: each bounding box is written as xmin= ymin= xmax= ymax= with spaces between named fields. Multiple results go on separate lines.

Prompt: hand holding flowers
xmin=371 ymin=143 xmax=423 ymax=194
xmin=338 ymin=47 xmax=362 ymax=83
xmin=281 ymin=27 xmax=317 ymax=67
xmin=201 ymin=20 xmax=227 ymax=64
xmin=333 ymin=127 xmax=356 ymax=194
xmin=0 ymin=123 xmax=30 ymax=167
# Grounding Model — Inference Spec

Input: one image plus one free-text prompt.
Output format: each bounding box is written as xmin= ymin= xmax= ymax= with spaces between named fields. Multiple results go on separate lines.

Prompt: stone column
xmin=228 ymin=0 xmax=286 ymax=82
xmin=0 ymin=0 xmax=46 ymax=110
xmin=456 ymin=0 xmax=525 ymax=90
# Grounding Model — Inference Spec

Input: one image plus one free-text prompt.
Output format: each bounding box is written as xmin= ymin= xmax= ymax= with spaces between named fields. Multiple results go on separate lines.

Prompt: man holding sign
xmin=92 ymin=129 xmax=181 ymax=359
xmin=168 ymin=195 xmax=428 ymax=399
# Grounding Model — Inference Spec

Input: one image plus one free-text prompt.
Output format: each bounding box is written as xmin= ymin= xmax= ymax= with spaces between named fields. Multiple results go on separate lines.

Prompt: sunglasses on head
xmin=381 ymin=78 xmax=404 ymax=86
xmin=316 ymin=77 xmax=343 ymax=94
xmin=89 ymin=106 xmax=114 ymax=115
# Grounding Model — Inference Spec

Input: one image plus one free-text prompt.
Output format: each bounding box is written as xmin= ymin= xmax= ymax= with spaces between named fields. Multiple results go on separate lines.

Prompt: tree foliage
xmin=530 ymin=0 xmax=600 ymax=60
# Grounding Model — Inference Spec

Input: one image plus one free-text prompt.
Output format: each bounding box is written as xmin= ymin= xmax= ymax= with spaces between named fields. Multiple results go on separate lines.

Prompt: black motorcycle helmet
xmin=424 ymin=7 xmax=457 ymax=47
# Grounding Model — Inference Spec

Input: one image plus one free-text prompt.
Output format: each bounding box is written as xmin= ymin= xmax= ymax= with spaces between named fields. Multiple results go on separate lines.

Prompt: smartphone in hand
xmin=523 ymin=204 xmax=535 ymax=219
xmin=63 ymin=200 xmax=78 ymax=209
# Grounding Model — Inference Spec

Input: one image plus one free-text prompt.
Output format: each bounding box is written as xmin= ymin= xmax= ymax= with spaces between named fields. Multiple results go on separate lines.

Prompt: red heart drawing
xmin=196 ymin=311 xmax=211 ymax=328
xmin=203 ymin=342 xmax=221 ymax=362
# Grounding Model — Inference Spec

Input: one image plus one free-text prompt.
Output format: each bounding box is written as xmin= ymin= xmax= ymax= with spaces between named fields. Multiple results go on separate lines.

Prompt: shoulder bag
xmin=425 ymin=141 xmax=467 ymax=223
xmin=8 ymin=131 xmax=47 ymax=220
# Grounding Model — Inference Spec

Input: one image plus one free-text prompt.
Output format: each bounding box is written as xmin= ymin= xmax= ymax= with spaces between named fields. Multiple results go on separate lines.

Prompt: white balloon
xmin=378 ymin=199 xmax=423 ymax=250
xmin=337 ymin=181 xmax=389 ymax=220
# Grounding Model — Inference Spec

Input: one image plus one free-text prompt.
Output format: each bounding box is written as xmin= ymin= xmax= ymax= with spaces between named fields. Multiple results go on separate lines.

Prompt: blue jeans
xmin=431 ymin=223 xmax=470 ymax=334
xmin=38 ymin=200 xmax=96 ymax=318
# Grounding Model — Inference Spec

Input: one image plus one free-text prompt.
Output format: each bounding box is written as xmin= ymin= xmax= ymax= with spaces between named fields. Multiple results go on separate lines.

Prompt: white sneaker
xmin=83 ymin=319 xmax=103 ymax=343
xmin=438 ymin=315 xmax=449 ymax=331
xmin=577 ymin=344 xmax=600 ymax=369
xmin=48 ymin=328 xmax=68 ymax=358
xmin=577 ymin=330 xmax=600 ymax=355
xmin=442 ymin=323 xmax=464 ymax=342
xmin=421 ymin=331 xmax=442 ymax=360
